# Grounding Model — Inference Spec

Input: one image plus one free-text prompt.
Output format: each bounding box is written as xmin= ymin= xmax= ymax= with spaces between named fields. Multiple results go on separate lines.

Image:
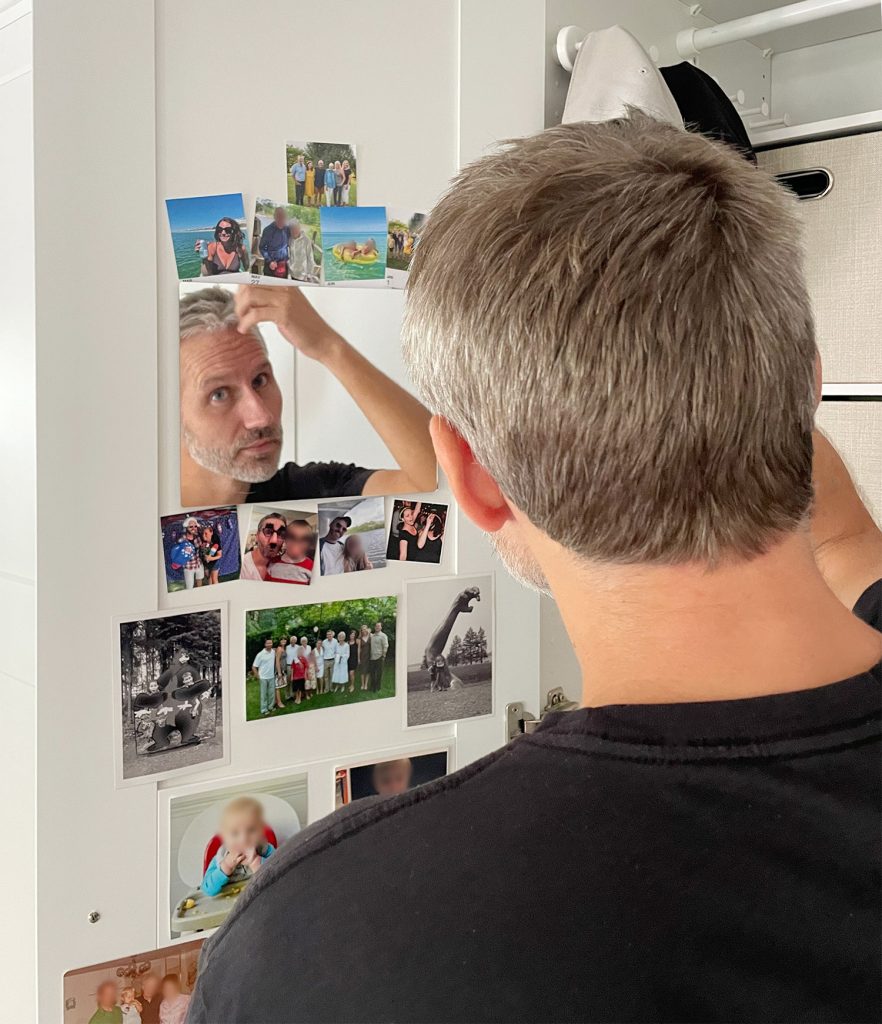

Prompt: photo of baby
xmin=116 ymin=608 xmax=226 ymax=785
xmin=63 ymin=940 xmax=203 ymax=1024
xmin=318 ymin=496 xmax=386 ymax=576
xmin=250 ymin=198 xmax=322 ymax=282
xmin=386 ymin=499 xmax=448 ymax=564
xmin=335 ymin=749 xmax=449 ymax=808
xmin=160 ymin=507 xmax=240 ymax=592
xmin=165 ymin=193 xmax=250 ymax=280
xmin=320 ymin=206 xmax=388 ymax=285
xmin=162 ymin=771 xmax=308 ymax=939
xmin=242 ymin=506 xmax=318 ymax=585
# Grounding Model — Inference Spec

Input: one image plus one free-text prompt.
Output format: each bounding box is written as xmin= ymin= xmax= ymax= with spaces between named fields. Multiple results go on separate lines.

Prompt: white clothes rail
xmin=555 ymin=0 xmax=879 ymax=70
xmin=676 ymin=0 xmax=879 ymax=57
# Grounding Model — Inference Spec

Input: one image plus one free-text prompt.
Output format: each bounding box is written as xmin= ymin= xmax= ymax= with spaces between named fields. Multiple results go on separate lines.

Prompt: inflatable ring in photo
xmin=332 ymin=243 xmax=379 ymax=265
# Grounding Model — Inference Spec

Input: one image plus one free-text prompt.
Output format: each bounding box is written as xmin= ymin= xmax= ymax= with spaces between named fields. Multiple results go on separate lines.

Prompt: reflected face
xmin=181 ymin=327 xmax=283 ymax=484
xmin=372 ymin=758 xmax=413 ymax=795
xmin=257 ymin=517 xmax=287 ymax=557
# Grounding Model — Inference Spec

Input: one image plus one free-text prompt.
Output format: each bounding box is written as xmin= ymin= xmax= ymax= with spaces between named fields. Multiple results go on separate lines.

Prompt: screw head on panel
xmin=88 ymin=910 xmax=101 ymax=924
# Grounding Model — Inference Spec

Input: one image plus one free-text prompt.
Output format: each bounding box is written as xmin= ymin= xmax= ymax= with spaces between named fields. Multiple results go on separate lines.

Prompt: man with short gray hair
xmin=189 ymin=115 xmax=881 ymax=1023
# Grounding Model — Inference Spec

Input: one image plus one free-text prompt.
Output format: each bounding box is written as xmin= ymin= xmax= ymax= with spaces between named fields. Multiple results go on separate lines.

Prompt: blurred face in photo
xmin=372 ymin=758 xmax=413 ymax=796
xmin=180 ymin=326 xmax=283 ymax=483
xmin=284 ymin=521 xmax=312 ymax=562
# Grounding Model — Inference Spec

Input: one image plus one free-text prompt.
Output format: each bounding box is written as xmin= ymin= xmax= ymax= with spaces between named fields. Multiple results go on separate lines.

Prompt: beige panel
xmin=758 ymin=133 xmax=882 ymax=384
xmin=815 ymin=400 xmax=882 ymax=524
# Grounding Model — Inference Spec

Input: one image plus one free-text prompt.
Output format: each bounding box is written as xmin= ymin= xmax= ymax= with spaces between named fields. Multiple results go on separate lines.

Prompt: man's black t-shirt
xmin=188 ymin=580 xmax=882 ymax=1024
xmin=247 ymin=461 xmax=373 ymax=503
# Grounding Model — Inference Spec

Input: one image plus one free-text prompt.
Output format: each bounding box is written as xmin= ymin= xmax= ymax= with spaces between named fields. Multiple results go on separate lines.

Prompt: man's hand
xmin=235 ymin=285 xmax=340 ymax=362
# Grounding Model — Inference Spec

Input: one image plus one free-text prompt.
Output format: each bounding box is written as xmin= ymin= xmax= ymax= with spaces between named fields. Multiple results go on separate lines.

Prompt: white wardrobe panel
xmin=758 ymin=132 xmax=882 ymax=384
xmin=816 ymin=400 xmax=882 ymax=523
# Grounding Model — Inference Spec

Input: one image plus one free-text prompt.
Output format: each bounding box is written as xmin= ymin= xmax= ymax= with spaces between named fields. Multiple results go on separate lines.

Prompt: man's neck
xmin=546 ymin=532 xmax=882 ymax=708
xmin=180 ymin=447 xmax=251 ymax=506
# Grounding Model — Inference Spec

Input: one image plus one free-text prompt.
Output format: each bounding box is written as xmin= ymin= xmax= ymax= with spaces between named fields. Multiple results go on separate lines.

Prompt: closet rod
xmin=677 ymin=0 xmax=877 ymax=57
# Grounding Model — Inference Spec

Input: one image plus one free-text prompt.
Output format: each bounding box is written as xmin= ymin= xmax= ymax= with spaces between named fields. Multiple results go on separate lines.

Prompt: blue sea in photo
xmin=320 ymin=207 xmax=388 ymax=283
xmin=166 ymin=193 xmax=248 ymax=279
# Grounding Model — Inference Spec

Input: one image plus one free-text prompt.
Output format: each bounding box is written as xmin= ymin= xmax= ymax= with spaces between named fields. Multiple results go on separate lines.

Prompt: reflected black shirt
xmin=189 ymin=580 xmax=882 ymax=1024
xmin=247 ymin=461 xmax=373 ymax=503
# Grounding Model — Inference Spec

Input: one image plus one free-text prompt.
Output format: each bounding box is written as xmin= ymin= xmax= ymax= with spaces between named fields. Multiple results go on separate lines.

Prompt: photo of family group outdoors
xmin=386 ymin=208 xmax=426 ymax=288
xmin=286 ymin=140 xmax=357 ymax=208
xmin=162 ymin=770 xmax=308 ymax=939
xmin=116 ymin=608 xmax=226 ymax=784
xmin=242 ymin=506 xmax=317 ymax=585
xmin=335 ymin=749 xmax=449 ymax=808
xmin=251 ymin=198 xmax=322 ymax=282
xmin=160 ymin=507 xmax=240 ymax=593
xmin=64 ymin=940 xmax=203 ymax=1024
xmin=386 ymin=499 xmax=448 ymax=563
xmin=245 ymin=595 xmax=396 ymax=719
xmin=318 ymin=497 xmax=386 ymax=576
xmin=165 ymin=193 xmax=250 ymax=280
xmin=320 ymin=206 xmax=388 ymax=285
xmin=406 ymin=575 xmax=494 ymax=727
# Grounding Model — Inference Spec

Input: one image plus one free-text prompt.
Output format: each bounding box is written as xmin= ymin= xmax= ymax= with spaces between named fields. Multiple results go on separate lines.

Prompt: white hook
xmin=555 ymin=25 xmax=587 ymax=73
xmin=749 ymin=114 xmax=791 ymax=129
xmin=727 ymin=89 xmax=746 ymax=106
xmin=738 ymin=101 xmax=770 ymax=117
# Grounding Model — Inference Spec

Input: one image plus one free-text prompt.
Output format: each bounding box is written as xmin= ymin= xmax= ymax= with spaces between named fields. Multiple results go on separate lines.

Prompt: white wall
xmin=0 ymin=3 xmax=34 ymax=1021
xmin=33 ymin=2 xmax=548 ymax=1016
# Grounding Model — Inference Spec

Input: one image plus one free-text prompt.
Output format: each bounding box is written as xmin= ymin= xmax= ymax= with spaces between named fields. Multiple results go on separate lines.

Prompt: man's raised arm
xmin=235 ymin=285 xmax=437 ymax=495
xmin=810 ymin=428 xmax=882 ymax=610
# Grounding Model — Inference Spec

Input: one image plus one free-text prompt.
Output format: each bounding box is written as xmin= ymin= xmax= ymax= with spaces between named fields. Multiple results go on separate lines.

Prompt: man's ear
xmin=430 ymin=416 xmax=512 ymax=533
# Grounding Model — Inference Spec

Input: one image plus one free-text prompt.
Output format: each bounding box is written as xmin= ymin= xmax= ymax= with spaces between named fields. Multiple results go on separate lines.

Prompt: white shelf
xmin=751 ymin=108 xmax=882 ymax=146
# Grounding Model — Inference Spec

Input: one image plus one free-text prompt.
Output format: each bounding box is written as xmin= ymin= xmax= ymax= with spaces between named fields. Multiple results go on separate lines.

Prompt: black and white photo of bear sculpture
xmin=133 ymin=650 xmax=213 ymax=753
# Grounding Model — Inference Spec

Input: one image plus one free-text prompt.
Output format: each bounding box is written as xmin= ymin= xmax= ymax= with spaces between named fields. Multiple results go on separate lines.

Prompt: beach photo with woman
xmin=250 ymin=199 xmax=322 ymax=283
xmin=286 ymin=140 xmax=357 ymax=208
xmin=241 ymin=506 xmax=317 ymax=585
xmin=318 ymin=497 xmax=387 ymax=576
xmin=160 ymin=507 xmax=240 ymax=593
xmin=244 ymin=596 xmax=396 ymax=720
xmin=165 ymin=193 xmax=251 ymax=280
xmin=386 ymin=498 xmax=448 ymax=564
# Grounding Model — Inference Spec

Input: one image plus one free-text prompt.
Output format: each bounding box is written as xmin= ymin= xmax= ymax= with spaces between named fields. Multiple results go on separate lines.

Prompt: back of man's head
xmin=403 ymin=113 xmax=817 ymax=565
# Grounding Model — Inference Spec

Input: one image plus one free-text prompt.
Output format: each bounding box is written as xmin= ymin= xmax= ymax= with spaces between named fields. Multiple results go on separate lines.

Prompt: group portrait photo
xmin=244 ymin=595 xmax=397 ymax=720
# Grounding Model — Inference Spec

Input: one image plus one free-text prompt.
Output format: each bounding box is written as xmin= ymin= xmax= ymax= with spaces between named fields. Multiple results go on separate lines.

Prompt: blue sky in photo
xmin=166 ymin=193 xmax=246 ymax=231
xmin=321 ymin=205 xmax=387 ymax=237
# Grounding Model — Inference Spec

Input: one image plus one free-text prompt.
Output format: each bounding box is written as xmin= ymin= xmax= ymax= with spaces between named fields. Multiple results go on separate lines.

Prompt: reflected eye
xmin=209 ymin=388 xmax=229 ymax=403
xmin=253 ymin=372 xmax=269 ymax=389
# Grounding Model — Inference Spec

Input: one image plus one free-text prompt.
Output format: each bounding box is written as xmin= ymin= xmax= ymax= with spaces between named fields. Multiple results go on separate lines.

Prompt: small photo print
xmin=242 ymin=505 xmax=317 ymax=585
xmin=335 ymin=749 xmax=448 ymax=809
xmin=318 ymin=496 xmax=387 ymax=576
xmin=245 ymin=596 xmax=397 ymax=719
xmin=250 ymin=198 xmax=322 ymax=283
xmin=287 ymin=140 xmax=357 ymax=208
xmin=386 ymin=209 xmax=426 ymax=288
xmin=63 ymin=939 xmax=203 ymax=1024
xmin=160 ymin=507 xmax=240 ymax=593
xmin=406 ymin=575 xmax=494 ymax=727
xmin=116 ymin=608 xmax=225 ymax=785
xmin=386 ymin=499 xmax=448 ymax=564
xmin=320 ymin=206 xmax=388 ymax=285
xmin=165 ymin=193 xmax=250 ymax=279
xmin=164 ymin=770 xmax=308 ymax=939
